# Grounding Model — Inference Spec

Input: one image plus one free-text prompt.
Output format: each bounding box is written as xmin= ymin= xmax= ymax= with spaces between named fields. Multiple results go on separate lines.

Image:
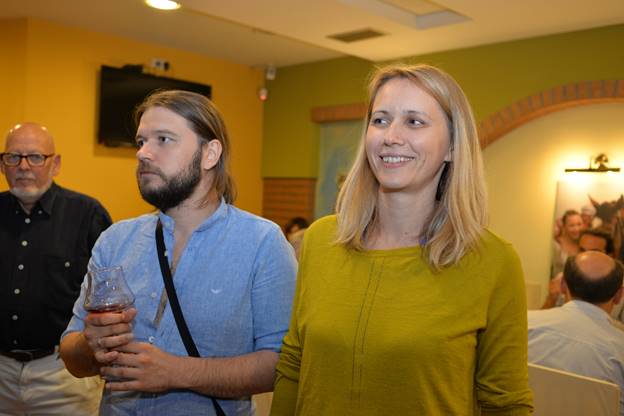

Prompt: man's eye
xmin=28 ymin=155 xmax=44 ymax=164
xmin=135 ymin=139 xmax=144 ymax=148
xmin=158 ymin=136 xmax=171 ymax=143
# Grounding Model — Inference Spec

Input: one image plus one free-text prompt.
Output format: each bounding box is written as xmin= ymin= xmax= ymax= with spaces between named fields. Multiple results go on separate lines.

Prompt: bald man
xmin=0 ymin=123 xmax=112 ymax=414
xmin=528 ymin=251 xmax=624 ymax=414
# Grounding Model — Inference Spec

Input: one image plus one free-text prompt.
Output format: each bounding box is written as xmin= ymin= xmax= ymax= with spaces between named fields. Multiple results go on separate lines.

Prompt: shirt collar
xmin=36 ymin=182 xmax=59 ymax=215
xmin=157 ymin=198 xmax=228 ymax=234
xmin=563 ymin=299 xmax=611 ymax=321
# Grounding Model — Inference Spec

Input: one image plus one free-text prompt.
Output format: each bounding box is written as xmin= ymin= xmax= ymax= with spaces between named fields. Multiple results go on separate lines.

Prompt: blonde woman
xmin=271 ymin=64 xmax=533 ymax=415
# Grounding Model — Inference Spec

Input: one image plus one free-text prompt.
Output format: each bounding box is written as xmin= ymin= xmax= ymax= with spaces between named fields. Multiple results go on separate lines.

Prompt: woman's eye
xmin=408 ymin=119 xmax=424 ymax=127
xmin=371 ymin=117 xmax=388 ymax=126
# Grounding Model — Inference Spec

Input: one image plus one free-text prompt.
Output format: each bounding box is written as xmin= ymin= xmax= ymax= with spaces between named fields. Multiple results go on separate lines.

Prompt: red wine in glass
xmin=83 ymin=266 xmax=135 ymax=313
xmin=85 ymin=302 xmax=133 ymax=314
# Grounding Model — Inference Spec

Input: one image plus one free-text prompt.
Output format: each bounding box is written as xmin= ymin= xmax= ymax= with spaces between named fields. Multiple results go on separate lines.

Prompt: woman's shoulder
xmin=299 ymin=215 xmax=339 ymax=253
xmin=474 ymin=228 xmax=522 ymax=268
xmin=479 ymin=228 xmax=515 ymax=253
xmin=306 ymin=215 xmax=338 ymax=238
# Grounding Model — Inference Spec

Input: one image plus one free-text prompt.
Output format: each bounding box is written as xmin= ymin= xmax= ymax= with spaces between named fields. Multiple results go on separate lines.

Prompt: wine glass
xmin=84 ymin=266 xmax=135 ymax=382
xmin=84 ymin=266 xmax=135 ymax=313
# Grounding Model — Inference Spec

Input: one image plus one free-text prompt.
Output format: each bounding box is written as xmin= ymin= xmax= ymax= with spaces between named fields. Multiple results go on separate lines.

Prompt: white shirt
xmin=528 ymin=300 xmax=624 ymax=414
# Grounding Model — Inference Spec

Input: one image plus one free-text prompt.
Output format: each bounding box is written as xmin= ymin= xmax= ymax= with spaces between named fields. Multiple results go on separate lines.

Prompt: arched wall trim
xmin=262 ymin=80 xmax=624 ymax=224
xmin=479 ymin=80 xmax=624 ymax=148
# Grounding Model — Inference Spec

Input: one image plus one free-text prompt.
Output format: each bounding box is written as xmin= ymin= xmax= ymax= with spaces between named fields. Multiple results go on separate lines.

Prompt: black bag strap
xmin=155 ymin=219 xmax=226 ymax=416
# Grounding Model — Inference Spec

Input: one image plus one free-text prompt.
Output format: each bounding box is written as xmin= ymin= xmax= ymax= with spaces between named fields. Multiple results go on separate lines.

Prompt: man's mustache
xmin=14 ymin=173 xmax=36 ymax=180
xmin=137 ymin=162 xmax=165 ymax=179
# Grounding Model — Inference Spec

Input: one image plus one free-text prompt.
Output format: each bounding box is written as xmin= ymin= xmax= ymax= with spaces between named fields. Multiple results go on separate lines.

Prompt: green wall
xmin=263 ymin=24 xmax=624 ymax=178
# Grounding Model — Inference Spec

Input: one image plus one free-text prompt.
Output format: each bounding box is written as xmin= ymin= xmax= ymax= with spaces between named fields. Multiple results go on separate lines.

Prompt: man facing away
xmin=60 ymin=90 xmax=297 ymax=415
xmin=542 ymin=228 xmax=614 ymax=309
xmin=0 ymin=123 xmax=112 ymax=414
xmin=528 ymin=251 xmax=624 ymax=414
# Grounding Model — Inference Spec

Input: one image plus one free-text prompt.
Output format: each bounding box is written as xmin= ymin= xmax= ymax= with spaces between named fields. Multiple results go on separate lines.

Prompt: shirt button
xmin=64 ymin=262 xmax=71 ymax=268
xmin=38 ymin=210 xmax=42 ymax=214
xmin=24 ymin=218 xmax=31 ymax=224
xmin=21 ymin=240 xmax=28 ymax=247
xmin=11 ymin=315 xmax=18 ymax=321
xmin=12 ymin=340 xmax=18 ymax=345
xmin=14 ymin=289 xmax=20 ymax=295
xmin=148 ymin=336 xmax=155 ymax=344
xmin=17 ymin=264 xmax=24 ymax=271
xmin=150 ymin=292 xmax=157 ymax=299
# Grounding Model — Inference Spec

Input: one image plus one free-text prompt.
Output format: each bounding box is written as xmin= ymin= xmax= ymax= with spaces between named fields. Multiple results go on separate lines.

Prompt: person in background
xmin=284 ymin=216 xmax=309 ymax=259
xmin=271 ymin=64 xmax=533 ymax=415
xmin=543 ymin=228 xmax=614 ymax=306
xmin=543 ymin=228 xmax=624 ymax=323
xmin=59 ymin=90 xmax=296 ymax=416
xmin=580 ymin=204 xmax=598 ymax=230
xmin=0 ymin=122 xmax=112 ymax=414
xmin=528 ymin=251 xmax=624 ymax=415
xmin=551 ymin=209 xmax=583 ymax=278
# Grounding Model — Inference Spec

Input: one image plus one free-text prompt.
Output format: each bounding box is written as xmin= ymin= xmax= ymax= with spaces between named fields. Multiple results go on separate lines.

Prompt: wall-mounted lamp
xmin=565 ymin=153 xmax=621 ymax=173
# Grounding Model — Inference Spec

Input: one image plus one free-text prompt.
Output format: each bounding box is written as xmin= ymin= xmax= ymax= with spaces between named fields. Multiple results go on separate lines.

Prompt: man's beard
xmin=10 ymin=173 xmax=52 ymax=205
xmin=137 ymin=150 xmax=202 ymax=212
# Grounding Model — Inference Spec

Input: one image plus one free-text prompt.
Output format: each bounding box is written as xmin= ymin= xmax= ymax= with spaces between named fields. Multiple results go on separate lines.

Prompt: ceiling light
xmin=145 ymin=0 xmax=181 ymax=11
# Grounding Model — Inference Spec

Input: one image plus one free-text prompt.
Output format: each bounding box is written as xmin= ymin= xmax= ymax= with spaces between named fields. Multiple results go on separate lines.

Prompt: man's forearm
xmin=176 ymin=350 xmax=279 ymax=398
xmin=59 ymin=332 xmax=102 ymax=378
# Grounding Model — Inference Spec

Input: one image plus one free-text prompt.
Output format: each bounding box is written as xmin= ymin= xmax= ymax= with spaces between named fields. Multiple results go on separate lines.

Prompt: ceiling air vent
xmin=327 ymin=28 xmax=385 ymax=43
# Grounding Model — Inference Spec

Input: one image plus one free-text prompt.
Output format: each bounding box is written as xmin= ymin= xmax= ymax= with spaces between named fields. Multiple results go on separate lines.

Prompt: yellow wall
xmin=483 ymin=103 xmax=624 ymax=306
xmin=0 ymin=20 xmax=27 ymax=132
xmin=0 ymin=18 xmax=265 ymax=221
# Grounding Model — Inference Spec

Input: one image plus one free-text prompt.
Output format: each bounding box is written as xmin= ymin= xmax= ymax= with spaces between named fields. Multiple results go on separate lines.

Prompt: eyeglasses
xmin=0 ymin=153 xmax=55 ymax=167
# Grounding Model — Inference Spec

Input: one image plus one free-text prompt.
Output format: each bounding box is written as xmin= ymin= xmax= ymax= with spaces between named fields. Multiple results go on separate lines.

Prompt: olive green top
xmin=272 ymin=215 xmax=533 ymax=415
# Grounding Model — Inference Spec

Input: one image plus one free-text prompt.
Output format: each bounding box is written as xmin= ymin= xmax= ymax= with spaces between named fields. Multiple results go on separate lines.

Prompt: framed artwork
xmin=315 ymin=120 xmax=363 ymax=218
xmin=552 ymin=175 xmax=624 ymax=277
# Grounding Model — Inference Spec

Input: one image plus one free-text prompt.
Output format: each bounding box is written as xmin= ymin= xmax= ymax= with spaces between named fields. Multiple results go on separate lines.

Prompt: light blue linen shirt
xmin=63 ymin=200 xmax=297 ymax=415
xmin=528 ymin=300 xmax=624 ymax=415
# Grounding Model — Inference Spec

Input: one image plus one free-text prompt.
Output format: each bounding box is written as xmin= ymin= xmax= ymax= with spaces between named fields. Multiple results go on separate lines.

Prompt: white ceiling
xmin=2 ymin=0 xmax=624 ymax=68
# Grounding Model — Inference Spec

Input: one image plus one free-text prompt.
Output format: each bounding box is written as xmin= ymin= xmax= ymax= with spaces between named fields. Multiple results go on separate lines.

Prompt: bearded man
xmin=60 ymin=90 xmax=297 ymax=416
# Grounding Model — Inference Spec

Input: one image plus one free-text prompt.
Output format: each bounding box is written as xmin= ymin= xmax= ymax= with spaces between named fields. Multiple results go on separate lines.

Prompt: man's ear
xmin=202 ymin=139 xmax=222 ymax=171
xmin=51 ymin=154 xmax=61 ymax=177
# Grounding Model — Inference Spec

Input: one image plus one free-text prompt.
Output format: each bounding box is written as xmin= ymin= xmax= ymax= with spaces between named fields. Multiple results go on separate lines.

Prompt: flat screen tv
xmin=97 ymin=65 xmax=212 ymax=147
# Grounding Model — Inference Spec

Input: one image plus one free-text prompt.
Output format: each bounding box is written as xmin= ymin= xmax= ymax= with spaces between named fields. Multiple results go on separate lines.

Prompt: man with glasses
xmin=0 ymin=122 xmax=112 ymax=414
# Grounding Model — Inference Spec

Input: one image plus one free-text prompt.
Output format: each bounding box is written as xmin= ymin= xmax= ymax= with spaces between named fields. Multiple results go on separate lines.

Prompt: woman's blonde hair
xmin=335 ymin=64 xmax=488 ymax=269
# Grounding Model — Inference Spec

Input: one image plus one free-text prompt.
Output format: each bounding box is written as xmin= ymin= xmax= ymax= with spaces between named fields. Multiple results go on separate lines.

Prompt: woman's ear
xmin=202 ymin=139 xmax=222 ymax=171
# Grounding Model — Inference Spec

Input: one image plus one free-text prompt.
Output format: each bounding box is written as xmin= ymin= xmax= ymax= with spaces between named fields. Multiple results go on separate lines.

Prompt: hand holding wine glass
xmin=82 ymin=266 xmax=136 ymax=368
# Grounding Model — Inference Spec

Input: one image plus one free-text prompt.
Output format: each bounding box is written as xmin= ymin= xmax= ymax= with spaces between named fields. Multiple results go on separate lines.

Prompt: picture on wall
xmin=551 ymin=175 xmax=624 ymax=279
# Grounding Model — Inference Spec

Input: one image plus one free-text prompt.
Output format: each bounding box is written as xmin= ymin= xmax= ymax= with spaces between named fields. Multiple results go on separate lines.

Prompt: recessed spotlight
xmin=145 ymin=0 xmax=181 ymax=11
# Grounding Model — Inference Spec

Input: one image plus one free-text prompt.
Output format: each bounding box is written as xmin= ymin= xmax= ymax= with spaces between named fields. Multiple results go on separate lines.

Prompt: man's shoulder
xmin=528 ymin=307 xmax=566 ymax=327
xmin=0 ymin=190 xmax=12 ymax=203
xmin=100 ymin=213 xmax=156 ymax=239
xmin=608 ymin=316 xmax=624 ymax=333
xmin=225 ymin=204 xmax=282 ymax=234
xmin=55 ymin=184 xmax=106 ymax=209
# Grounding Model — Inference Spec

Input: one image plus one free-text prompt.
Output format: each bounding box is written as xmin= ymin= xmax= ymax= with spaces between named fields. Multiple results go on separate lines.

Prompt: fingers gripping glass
xmin=0 ymin=153 xmax=55 ymax=167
